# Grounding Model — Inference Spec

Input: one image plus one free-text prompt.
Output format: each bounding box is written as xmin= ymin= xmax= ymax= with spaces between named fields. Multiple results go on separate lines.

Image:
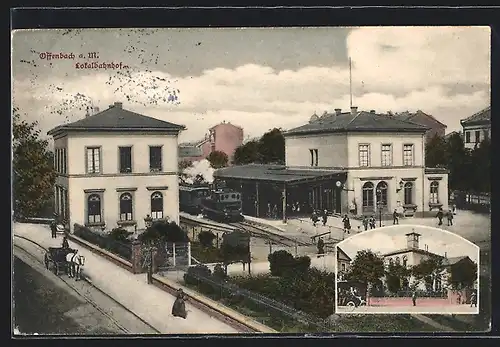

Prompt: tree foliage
xmin=385 ymin=262 xmax=411 ymax=293
xmin=220 ymin=230 xmax=251 ymax=265
xmin=138 ymin=221 xmax=189 ymax=245
xmin=13 ymin=109 xmax=57 ymax=219
xmin=411 ymin=257 xmax=443 ymax=290
xmin=448 ymin=259 xmax=478 ymax=290
xmin=206 ymin=150 xmax=229 ymax=169
xmin=425 ymin=134 xmax=447 ymax=168
xmin=233 ymin=128 xmax=285 ymax=165
xmin=344 ymin=250 xmax=385 ymax=285
xmin=267 ymin=250 xmax=311 ymax=277
xmin=198 ymin=230 xmax=216 ymax=247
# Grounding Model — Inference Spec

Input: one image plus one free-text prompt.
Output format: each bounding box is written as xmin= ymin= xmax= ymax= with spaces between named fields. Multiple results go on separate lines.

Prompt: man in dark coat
xmin=447 ymin=209 xmax=454 ymax=226
xmin=50 ymin=219 xmax=57 ymax=238
xmin=362 ymin=216 xmax=369 ymax=231
xmin=322 ymin=210 xmax=328 ymax=226
xmin=342 ymin=214 xmax=351 ymax=234
xmin=412 ymin=290 xmax=417 ymax=306
xmin=436 ymin=208 xmax=444 ymax=226
xmin=393 ymin=209 xmax=399 ymax=225
xmin=317 ymin=237 xmax=325 ymax=254
xmin=62 ymin=236 xmax=69 ymax=249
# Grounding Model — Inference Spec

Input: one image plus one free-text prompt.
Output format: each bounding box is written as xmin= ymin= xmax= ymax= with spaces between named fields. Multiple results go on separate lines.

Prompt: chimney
xmin=370 ymin=110 xmax=375 ymax=114
xmin=109 ymin=104 xmax=114 ymax=108
xmin=444 ymin=252 xmax=447 ymax=258
xmin=85 ymin=106 xmax=91 ymax=118
xmin=114 ymin=102 xmax=123 ymax=109
xmin=351 ymin=106 xmax=358 ymax=116
xmin=335 ymin=108 xmax=341 ymax=116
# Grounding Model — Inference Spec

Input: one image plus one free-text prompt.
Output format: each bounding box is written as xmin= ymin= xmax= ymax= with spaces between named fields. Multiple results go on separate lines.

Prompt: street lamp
xmin=376 ymin=188 xmax=382 ymax=227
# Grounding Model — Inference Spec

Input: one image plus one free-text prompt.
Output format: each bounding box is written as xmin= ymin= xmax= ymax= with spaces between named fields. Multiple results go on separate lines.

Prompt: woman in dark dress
xmin=172 ymin=289 xmax=188 ymax=319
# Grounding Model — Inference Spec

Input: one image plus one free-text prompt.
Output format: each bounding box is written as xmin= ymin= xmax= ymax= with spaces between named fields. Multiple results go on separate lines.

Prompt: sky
xmin=11 ymin=26 xmax=490 ymax=144
xmin=338 ymin=225 xmax=479 ymax=264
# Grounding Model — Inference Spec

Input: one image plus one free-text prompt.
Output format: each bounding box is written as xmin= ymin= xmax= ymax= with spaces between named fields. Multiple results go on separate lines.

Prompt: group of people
xmin=436 ymin=207 xmax=455 ymax=226
xmin=311 ymin=209 xmax=329 ymax=227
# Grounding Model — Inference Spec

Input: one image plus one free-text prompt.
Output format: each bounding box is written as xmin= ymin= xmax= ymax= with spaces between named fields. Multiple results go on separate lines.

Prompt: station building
xmin=214 ymin=107 xmax=449 ymax=221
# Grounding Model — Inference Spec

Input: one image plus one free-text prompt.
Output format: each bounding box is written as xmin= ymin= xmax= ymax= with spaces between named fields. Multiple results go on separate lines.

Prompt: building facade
xmin=48 ymin=101 xmax=184 ymax=233
xmin=179 ymin=121 xmax=244 ymax=163
xmin=285 ymin=107 xmax=449 ymax=218
xmin=392 ymin=110 xmax=447 ymax=142
xmin=460 ymin=106 xmax=491 ymax=150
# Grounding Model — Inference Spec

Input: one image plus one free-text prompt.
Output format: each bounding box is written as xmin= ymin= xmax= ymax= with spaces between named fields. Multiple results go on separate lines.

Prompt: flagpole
xmin=349 ymin=57 xmax=353 ymax=108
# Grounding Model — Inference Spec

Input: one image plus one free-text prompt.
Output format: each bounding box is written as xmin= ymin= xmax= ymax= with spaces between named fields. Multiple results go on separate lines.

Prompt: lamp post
xmin=376 ymin=188 xmax=382 ymax=227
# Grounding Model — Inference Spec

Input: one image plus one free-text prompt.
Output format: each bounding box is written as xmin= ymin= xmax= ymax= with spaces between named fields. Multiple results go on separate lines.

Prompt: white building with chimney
xmin=47 ymin=101 xmax=185 ymax=233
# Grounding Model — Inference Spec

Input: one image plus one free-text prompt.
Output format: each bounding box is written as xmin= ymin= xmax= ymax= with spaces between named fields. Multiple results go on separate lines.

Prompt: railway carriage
xmin=179 ymin=184 xmax=210 ymax=215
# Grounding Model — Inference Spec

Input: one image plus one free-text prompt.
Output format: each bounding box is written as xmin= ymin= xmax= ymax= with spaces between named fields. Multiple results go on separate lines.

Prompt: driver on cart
xmin=349 ymin=286 xmax=363 ymax=307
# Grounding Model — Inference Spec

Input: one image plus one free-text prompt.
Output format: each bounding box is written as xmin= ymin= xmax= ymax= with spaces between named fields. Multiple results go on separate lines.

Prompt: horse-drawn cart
xmin=44 ymin=247 xmax=76 ymax=276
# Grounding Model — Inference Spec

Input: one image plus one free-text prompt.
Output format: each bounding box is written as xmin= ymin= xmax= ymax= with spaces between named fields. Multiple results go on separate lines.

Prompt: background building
xmin=178 ymin=121 xmax=244 ymax=163
xmin=391 ymin=110 xmax=447 ymax=143
xmin=215 ymin=107 xmax=449 ymax=220
xmin=460 ymin=106 xmax=491 ymax=149
xmin=48 ymin=101 xmax=184 ymax=232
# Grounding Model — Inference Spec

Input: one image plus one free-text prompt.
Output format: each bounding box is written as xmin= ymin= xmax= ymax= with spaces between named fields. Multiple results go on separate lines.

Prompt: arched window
xmin=376 ymin=181 xmax=388 ymax=208
xmin=395 ymin=256 xmax=400 ymax=265
xmin=389 ymin=258 xmax=394 ymax=266
xmin=151 ymin=192 xmax=163 ymax=219
xmin=87 ymin=194 xmax=101 ymax=223
xmin=402 ymin=255 xmax=408 ymax=267
xmin=119 ymin=193 xmax=133 ymax=221
xmin=362 ymin=182 xmax=374 ymax=211
xmin=404 ymin=182 xmax=413 ymax=205
xmin=430 ymin=181 xmax=439 ymax=204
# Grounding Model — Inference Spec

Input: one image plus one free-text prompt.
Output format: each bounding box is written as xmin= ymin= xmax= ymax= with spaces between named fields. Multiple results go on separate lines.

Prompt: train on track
xmin=179 ymin=183 xmax=243 ymax=222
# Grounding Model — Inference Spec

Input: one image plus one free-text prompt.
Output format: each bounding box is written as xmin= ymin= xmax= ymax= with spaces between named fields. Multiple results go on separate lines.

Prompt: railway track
xmin=230 ymin=221 xmax=312 ymax=247
xmin=13 ymin=236 xmax=161 ymax=334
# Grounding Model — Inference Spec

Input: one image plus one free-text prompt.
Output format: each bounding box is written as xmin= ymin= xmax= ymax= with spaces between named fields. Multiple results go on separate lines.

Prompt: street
xmin=336 ymin=305 xmax=479 ymax=314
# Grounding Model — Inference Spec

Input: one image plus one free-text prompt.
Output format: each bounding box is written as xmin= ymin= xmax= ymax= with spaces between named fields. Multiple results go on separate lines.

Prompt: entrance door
xmin=334 ymin=188 xmax=342 ymax=214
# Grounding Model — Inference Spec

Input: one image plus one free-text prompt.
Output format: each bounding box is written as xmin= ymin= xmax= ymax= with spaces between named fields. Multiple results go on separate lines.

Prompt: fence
xmin=184 ymin=270 xmax=328 ymax=332
xmin=453 ymin=191 xmax=490 ymax=213
xmin=73 ymin=224 xmax=133 ymax=262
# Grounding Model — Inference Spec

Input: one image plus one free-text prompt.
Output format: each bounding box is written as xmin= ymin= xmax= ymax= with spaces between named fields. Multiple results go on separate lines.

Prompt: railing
xmin=185 ymin=270 xmax=328 ymax=331
xmin=73 ymin=224 xmax=132 ymax=261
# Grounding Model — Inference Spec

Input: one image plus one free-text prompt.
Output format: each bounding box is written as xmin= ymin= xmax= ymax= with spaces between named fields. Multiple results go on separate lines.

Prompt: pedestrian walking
xmin=322 ymin=209 xmax=328 ymax=226
xmin=317 ymin=237 xmax=325 ymax=254
xmin=311 ymin=211 xmax=319 ymax=227
xmin=172 ymin=289 xmax=188 ymax=319
xmin=393 ymin=209 xmax=399 ymax=225
xmin=436 ymin=208 xmax=444 ymax=226
xmin=457 ymin=291 xmax=462 ymax=305
xmin=362 ymin=216 xmax=369 ymax=231
xmin=62 ymin=236 xmax=69 ymax=248
xmin=447 ymin=209 xmax=454 ymax=226
xmin=342 ymin=214 xmax=351 ymax=234
xmin=50 ymin=219 xmax=57 ymax=238
xmin=470 ymin=292 xmax=477 ymax=308
xmin=369 ymin=216 xmax=376 ymax=229
xmin=412 ymin=290 xmax=417 ymax=306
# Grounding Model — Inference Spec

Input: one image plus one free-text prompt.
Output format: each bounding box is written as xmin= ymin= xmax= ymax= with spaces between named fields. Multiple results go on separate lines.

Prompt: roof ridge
xmin=346 ymin=111 xmax=362 ymax=127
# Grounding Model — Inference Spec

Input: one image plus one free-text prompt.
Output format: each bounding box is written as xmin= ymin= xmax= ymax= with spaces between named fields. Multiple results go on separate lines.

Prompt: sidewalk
xmin=13 ymin=223 xmax=239 ymax=334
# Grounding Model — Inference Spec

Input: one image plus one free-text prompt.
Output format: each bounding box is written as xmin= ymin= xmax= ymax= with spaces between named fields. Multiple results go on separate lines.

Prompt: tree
xmin=138 ymin=221 xmax=189 ymax=245
xmin=206 ymin=150 xmax=228 ymax=169
xmin=344 ymin=250 xmax=385 ymax=293
xmin=198 ymin=230 xmax=216 ymax=248
xmin=257 ymin=128 xmax=285 ymax=164
xmin=233 ymin=140 xmax=260 ymax=165
xmin=178 ymin=159 xmax=192 ymax=183
xmin=13 ymin=109 xmax=57 ymax=219
xmin=385 ymin=262 xmax=411 ymax=293
xmin=220 ymin=230 xmax=251 ymax=274
xmin=448 ymin=259 xmax=478 ymax=290
xmin=411 ymin=257 xmax=443 ymax=291
xmin=444 ymin=133 xmax=469 ymax=191
xmin=425 ymin=134 xmax=447 ymax=168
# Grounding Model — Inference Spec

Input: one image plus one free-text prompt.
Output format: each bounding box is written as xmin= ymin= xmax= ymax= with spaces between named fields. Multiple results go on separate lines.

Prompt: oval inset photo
xmin=335 ymin=225 xmax=479 ymax=315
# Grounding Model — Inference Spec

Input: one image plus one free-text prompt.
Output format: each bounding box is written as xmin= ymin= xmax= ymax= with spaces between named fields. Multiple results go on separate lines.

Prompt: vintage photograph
xmin=335 ymin=225 xmax=480 ymax=314
xmin=12 ymin=26 xmax=490 ymax=334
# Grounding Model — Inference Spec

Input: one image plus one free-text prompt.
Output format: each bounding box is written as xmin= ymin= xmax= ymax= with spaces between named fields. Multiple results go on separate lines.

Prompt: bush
xmin=183 ymin=264 xmax=212 ymax=285
xmin=108 ymin=227 xmax=133 ymax=243
xmin=139 ymin=221 xmax=189 ymax=244
xmin=213 ymin=264 xmax=226 ymax=280
xmin=198 ymin=230 xmax=216 ymax=247
xmin=268 ymin=250 xmax=295 ymax=276
xmin=294 ymin=256 xmax=311 ymax=274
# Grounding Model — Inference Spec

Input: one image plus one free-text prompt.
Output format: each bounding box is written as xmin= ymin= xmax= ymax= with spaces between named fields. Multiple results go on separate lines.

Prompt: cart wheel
xmin=346 ymin=301 xmax=356 ymax=311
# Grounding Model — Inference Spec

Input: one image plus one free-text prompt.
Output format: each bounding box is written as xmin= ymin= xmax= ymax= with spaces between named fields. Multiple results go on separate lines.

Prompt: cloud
xmin=12 ymin=27 xmax=490 ymax=143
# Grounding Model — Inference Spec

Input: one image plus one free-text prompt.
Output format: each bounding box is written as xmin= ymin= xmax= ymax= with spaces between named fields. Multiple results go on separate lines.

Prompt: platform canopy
xmin=214 ymin=164 xmax=346 ymax=185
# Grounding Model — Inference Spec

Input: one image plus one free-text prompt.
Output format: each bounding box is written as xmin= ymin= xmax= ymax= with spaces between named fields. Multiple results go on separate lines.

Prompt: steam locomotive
xmin=179 ymin=183 xmax=243 ymax=222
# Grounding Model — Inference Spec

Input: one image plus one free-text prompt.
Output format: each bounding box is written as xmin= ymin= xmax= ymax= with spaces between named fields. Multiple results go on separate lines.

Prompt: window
xmin=87 ymin=194 xmax=102 ymax=224
xmin=314 ymin=149 xmax=318 ymax=166
xmin=149 ymin=146 xmax=162 ymax=172
xmin=151 ymin=192 xmax=163 ymax=219
xmin=358 ymin=144 xmax=370 ymax=167
xmin=403 ymin=144 xmax=414 ymax=166
xmin=395 ymin=256 xmax=400 ymax=265
xmin=119 ymin=193 xmax=133 ymax=221
xmin=341 ymin=263 xmax=346 ymax=272
xmin=430 ymin=181 xmax=439 ymax=204
xmin=380 ymin=144 xmax=391 ymax=166
xmin=465 ymin=131 xmax=471 ymax=143
xmin=362 ymin=182 xmax=374 ymax=210
xmin=376 ymin=181 xmax=388 ymax=208
xmin=57 ymin=149 xmax=62 ymax=173
xmin=86 ymin=147 xmax=101 ymax=174
xmin=475 ymin=130 xmax=481 ymax=143
xmin=119 ymin=146 xmax=132 ymax=173
xmin=62 ymin=148 xmax=67 ymax=174
xmin=309 ymin=149 xmax=314 ymax=166
xmin=404 ymin=182 xmax=413 ymax=205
